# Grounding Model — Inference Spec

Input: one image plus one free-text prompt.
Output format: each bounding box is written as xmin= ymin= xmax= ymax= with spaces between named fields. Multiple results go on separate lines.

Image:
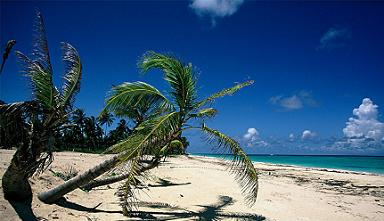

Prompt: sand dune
xmin=1 ymin=150 xmax=383 ymax=221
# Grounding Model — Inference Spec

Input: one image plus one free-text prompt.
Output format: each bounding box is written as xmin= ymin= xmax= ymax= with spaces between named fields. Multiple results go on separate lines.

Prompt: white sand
xmin=1 ymin=150 xmax=383 ymax=220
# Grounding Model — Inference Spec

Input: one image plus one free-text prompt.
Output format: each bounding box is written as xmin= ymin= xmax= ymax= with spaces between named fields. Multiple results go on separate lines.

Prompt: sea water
xmin=193 ymin=154 xmax=384 ymax=175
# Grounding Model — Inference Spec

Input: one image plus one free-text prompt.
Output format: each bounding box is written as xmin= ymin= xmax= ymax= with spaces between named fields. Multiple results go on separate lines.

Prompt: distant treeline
xmin=0 ymin=100 xmax=129 ymax=152
xmin=0 ymin=99 xmax=189 ymax=153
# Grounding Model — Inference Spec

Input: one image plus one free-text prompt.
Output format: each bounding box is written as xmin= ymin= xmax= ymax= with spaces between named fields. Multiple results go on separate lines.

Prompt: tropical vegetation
xmin=1 ymin=11 xmax=259 ymax=218
xmin=37 ymin=51 xmax=258 ymax=215
xmin=0 ymin=11 xmax=83 ymax=203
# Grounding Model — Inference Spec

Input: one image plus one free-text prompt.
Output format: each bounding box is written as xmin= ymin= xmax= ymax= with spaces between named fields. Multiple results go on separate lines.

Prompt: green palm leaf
xmin=139 ymin=51 xmax=197 ymax=112
xmin=14 ymin=12 xmax=58 ymax=110
xmin=104 ymin=81 xmax=173 ymax=116
xmin=15 ymin=52 xmax=57 ymax=110
xmin=60 ymin=42 xmax=82 ymax=108
xmin=117 ymin=158 xmax=142 ymax=215
xmin=107 ymin=112 xmax=179 ymax=161
xmin=196 ymin=80 xmax=254 ymax=108
xmin=201 ymin=125 xmax=258 ymax=206
xmin=189 ymin=108 xmax=218 ymax=119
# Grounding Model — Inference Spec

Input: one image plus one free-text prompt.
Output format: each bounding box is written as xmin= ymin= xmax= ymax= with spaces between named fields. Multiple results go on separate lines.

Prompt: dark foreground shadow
xmin=54 ymin=197 xmax=120 ymax=214
xmin=128 ymin=196 xmax=265 ymax=221
xmin=56 ymin=195 xmax=265 ymax=221
xmin=8 ymin=198 xmax=39 ymax=221
xmin=148 ymin=178 xmax=191 ymax=188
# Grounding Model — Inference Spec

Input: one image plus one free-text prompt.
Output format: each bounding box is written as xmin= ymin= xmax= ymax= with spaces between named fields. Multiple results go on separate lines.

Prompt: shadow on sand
xmin=7 ymin=198 xmax=39 ymax=221
xmin=54 ymin=197 xmax=120 ymax=214
xmin=56 ymin=195 xmax=265 ymax=221
xmin=147 ymin=178 xmax=191 ymax=188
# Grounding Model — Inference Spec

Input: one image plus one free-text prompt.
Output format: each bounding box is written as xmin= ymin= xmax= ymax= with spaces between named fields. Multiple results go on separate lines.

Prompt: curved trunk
xmin=81 ymin=157 xmax=160 ymax=191
xmin=2 ymin=149 xmax=39 ymax=220
xmin=38 ymin=153 xmax=121 ymax=203
xmin=2 ymin=153 xmax=33 ymax=201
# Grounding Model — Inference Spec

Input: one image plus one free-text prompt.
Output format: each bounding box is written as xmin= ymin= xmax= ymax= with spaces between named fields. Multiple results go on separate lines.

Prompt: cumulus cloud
xmin=243 ymin=127 xmax=269 ymax=147
xmin=318 ymin=26 xmax=351 ymax=50
xmin=270 ymin=90 xmax=318 ymax=111
xmin=288 ymin=133 xmax=295 ymax=142
xmin=327 ymin=98 xmax=384 ymax=152
xmin=189 ymin=0 xmax=244 ymax=26
xmin=302 ymin=130 xmax=316 ymax=140
xmin=343 ymin=98 xmax=384 ymax=142
xmin=244 ymin=127 xmax=258 ymax=140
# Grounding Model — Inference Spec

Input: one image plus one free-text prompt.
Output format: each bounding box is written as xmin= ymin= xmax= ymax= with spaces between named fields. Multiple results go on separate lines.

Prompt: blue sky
xmin=1 ymin=1 xmax=384 ymax=155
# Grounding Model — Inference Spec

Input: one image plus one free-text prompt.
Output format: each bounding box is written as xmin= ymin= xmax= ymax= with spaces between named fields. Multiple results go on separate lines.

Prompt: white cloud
xmin=270 ymin=91 xmax=317 ymax=111
xmin=243 ymin=127 xmax=269 ymax=147
xmin=190 ymin=0 xmax=244 ymax=26
xmin=288 ymin=133 xmax=295 ymax=141
xmin=318 ymin=26 xmax=351 ymax=50
xmin=244 ymin=127 xmax=259 ymax=140
xmin=302 ymin=130 xmax=316 ymax=140
xmin=343 ymin=98 xmax=384 ymax=142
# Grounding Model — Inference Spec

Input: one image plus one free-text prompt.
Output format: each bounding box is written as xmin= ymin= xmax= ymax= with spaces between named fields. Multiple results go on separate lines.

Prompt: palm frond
xmin=117 ymin=156 xmax=158 ymax=216
xmin=107 ymin=112 xmax=180 ymax=215
xmin=139 ymin=51 xmax=197 ymax=112
xmin=116 ymin=158 xmax=142 ymax=216
xmin=196 ymin=80 xmax=254 ymax=108
xmin=16 ymin=51 xmax=57 ymax=110
xmin=0 ymin=101 xmax=37 ymax=116
xmin=107 ymin=112 xmax=179 ymax=161
xmin=32 ymin=11 xmax=53 ymax=74
xmin=189 ymin=108 xmax=218 ymax=119
xmin=201 ymin=125 xmax=258 ymax=206
xmin=104 ymin=81 xmax=173 ymax=118
xmin=60 ymin=42 xmax=82 ymax=108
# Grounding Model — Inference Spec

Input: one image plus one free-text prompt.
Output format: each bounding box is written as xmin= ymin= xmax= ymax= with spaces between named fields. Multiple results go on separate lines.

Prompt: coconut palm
xmin=38 ymin=52 xmax=258 ymax=213
xmin=104 ymin=52 xmax=258 ymax=211
xmin=98 ymin=111 xmax=115 ymax=137
xmin=71 ymin=109 xmax=86 ymax=146
xmin=1 ymin=11 xmax=82 ymax=202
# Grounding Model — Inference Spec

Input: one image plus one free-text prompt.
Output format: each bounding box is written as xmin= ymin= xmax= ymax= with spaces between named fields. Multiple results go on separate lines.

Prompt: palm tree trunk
xmin=38 ymin=153 xmax=122 ymax=203
xmin=2 ymin=151 xmax=33 ymax=201
xmin=81 ymin=157 xmax=160 ymax=191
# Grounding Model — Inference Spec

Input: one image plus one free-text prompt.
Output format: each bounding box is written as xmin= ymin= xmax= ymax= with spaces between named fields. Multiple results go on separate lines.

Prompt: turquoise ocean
xmin=193 ymin=154 xmax=384 ymax=175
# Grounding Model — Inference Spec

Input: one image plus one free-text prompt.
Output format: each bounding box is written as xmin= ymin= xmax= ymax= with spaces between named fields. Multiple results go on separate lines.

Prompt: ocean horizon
xmin=192 ymin=153 xmax=384 ymax=175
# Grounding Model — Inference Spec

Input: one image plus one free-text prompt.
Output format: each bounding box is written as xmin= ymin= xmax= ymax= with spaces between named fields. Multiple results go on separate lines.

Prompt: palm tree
xmin=38 ymin=52 xmax=258 ymax=212
xmin=84 ymin=116 xmax=98 ymax=149
xmin=72 ymin=108 xmax=86 ymax=146
xmin=98 ymin=111 xmax=115 ymax=137
xmin=1 ymin=11 xmax=82 ymax=202
xmin=108 ymin=119 xmax=130 ymax=142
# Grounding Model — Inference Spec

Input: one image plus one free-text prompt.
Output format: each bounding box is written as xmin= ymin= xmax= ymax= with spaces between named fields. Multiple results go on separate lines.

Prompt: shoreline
xmin=1 ymin=150 xmax=383 ymax=220
xmin=190 ymin=154 xmax=384 ymax=176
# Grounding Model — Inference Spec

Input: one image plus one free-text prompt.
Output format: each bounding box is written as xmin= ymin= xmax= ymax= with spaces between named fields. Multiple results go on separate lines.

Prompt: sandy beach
xmin=0 ymin=149 xmax=383 ymax=221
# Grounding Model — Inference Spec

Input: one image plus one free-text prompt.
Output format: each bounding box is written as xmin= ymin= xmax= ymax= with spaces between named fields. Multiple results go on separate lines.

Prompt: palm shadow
xmin=54 ymin=197 xmax=120 ymax=214
xmin=148 ymin=178 xmax=191 ymax=188
xmin=54 ymin=195 xmax=265 ymax=221
xmin=125 ymin=195 xmax=265 ymax=221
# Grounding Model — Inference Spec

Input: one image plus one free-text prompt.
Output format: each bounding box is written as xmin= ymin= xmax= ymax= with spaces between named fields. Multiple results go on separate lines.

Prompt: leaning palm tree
xmin=104 ymin=52 xmax=258 ymax=212
xmin=38 ymin=52 xmax=258 ymax=213
xmin=1 ymin=11 xmax=82 ymax=203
